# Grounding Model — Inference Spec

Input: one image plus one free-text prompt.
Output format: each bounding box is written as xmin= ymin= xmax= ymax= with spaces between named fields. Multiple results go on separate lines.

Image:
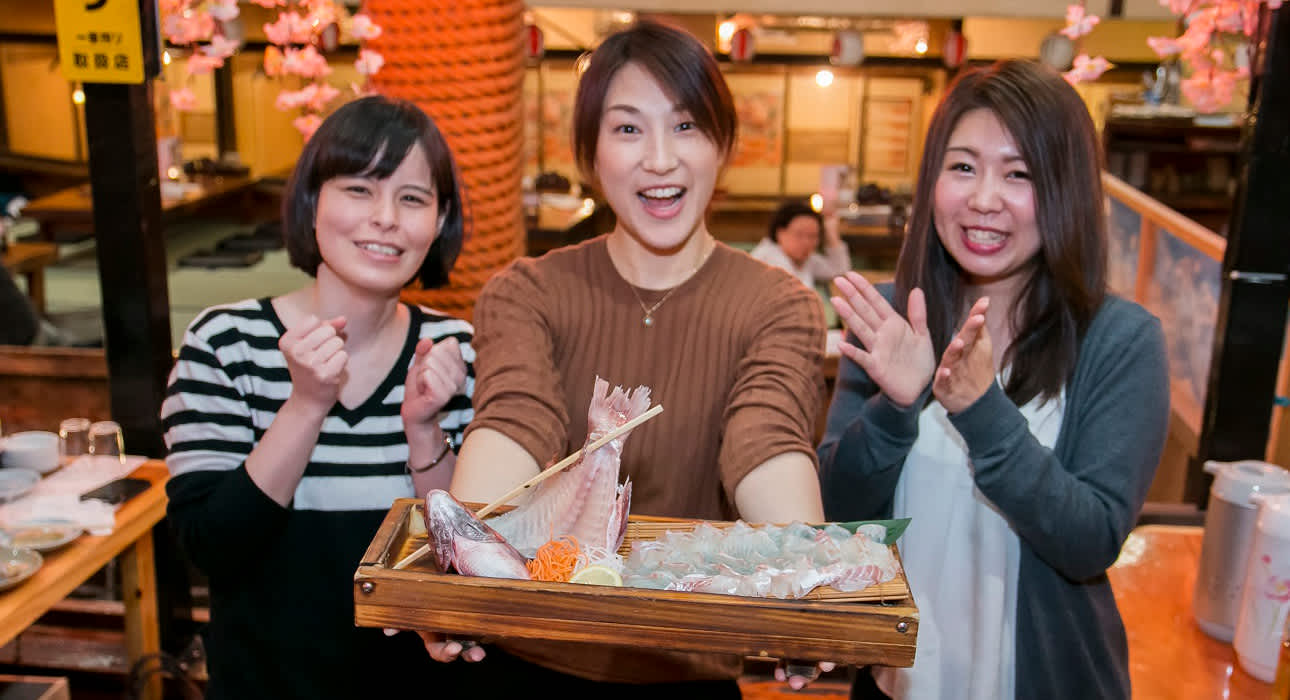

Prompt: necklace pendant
xmin=643 ymin=314 xmax=654 ymax=327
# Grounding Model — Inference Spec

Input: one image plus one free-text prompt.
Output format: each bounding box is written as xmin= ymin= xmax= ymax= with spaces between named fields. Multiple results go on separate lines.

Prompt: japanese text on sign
xmin=53 ymin=0 xmax=145 ymax=84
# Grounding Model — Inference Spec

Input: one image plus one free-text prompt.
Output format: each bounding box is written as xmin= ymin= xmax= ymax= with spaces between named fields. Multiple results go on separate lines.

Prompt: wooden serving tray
xmin=354 ymin=498 xmax=919 ymax=666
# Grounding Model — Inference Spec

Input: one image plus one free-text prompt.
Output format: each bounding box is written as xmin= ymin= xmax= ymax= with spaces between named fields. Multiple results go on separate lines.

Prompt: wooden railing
xmin=1103 ymin=173 xmax=1228 ymax=500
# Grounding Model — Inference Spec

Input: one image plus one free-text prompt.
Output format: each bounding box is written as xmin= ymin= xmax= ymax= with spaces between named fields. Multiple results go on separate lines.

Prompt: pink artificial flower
xmin=1181 ymin=70 xmax=1236 ymax=113
xmin=274 ymin=85 xmax=317 ymax=111
xmin=309 ymin=82 xmax=341 ymax=112
xmin=1063 ymin=54 xmax=1114 ymax=84
xmin=1214 ymin=0 xmax=1248 ymax=33
xmin=1147 ymin=36 xmax=1184 ymax=57
xmin=263 ymin=12 xmax=313 ymax=46
xmin=207 ymin=0 xmax=240 ymax=22
xmin=1159 ymin=0 xmax=1192 ymax=13
xmin=294 ymin=113 xmax=324 ymax=141
xmin=204 ymin=35 xmax=240 ymax=60
xmin=355 ymin=49 xmax=385 ymax=76
xmin=1269 ymin=0 xmax=1283 ymax=10
xmin=169 ymin=87 xmax=198 ymax=112
xmin=1244 ymin=0 xmax=1263 ymax=35
xmin=281 ymin=46 xmax=333 ymax=79
xmin=349 ymin=13 xmax=383 ymax=41
xmin=248 ymin=0 xmax=285 ymax=7
xmin=186 ymin=53 xmax=225 ymax=76
xmin=164 ymin=12 xmax=214 ymax=45
xmin=1061 ymin=5 xmax=1101 ymax=39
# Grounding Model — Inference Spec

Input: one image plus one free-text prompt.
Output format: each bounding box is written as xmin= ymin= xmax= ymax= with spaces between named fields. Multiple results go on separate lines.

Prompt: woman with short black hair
xmin=162 ymin=95 xmax=474 ymax=699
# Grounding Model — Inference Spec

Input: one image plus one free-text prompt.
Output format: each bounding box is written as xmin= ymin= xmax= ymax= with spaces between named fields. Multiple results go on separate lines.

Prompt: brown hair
xmin=571 ymin=19 xmax=737 ymax=187
xmin=282 ymin=95 xmax=466 ymax=289
xmin=894 ymin=59 xmax=1107 ymax=405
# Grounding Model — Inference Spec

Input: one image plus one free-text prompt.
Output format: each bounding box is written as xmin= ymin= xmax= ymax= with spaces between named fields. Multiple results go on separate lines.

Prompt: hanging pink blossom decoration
xmin=1063 ymin=54 xmax=1115 ymax=84
xmin=355 ymin=49 xmax=385 ymax=76
xmin=1058 ymin=5 xmax=1113 ymax=84
xmin=1145 ymin=0 xmax=1279 ymax=112
xmin=1061 ymin=5 xmax=1101 ymax=39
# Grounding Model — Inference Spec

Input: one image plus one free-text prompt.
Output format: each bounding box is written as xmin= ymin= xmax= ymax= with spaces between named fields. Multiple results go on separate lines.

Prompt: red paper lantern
xmin=943 ymin=28 xmax=967 ymax=69
xmin=730 ymin=28 xmax=755 ymax=63
xmin=831 ymin=30 xmax=864 ymax=67
xmin=524 ymin=24 xmax=544 ymax=61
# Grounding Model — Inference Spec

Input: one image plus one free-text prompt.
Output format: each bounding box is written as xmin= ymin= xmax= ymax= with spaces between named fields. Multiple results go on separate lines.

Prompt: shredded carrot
xmin=526 ymin=535 xmax=582 ymax=582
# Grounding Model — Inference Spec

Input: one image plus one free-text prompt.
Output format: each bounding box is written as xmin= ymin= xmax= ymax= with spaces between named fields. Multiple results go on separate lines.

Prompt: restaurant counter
xmin=1110 ymin=524 xmax=1275 ymax=699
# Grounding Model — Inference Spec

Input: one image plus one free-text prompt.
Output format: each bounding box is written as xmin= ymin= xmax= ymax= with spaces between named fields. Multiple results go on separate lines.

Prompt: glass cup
xmin=59 ymin=417 xmax=92 ymax=467
xmin=88 ymin=421 xmax=124 ymax=465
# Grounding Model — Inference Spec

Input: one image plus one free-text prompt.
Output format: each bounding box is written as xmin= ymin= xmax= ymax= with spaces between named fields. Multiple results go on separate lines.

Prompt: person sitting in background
xmin=751 ymin=200 xmax=851 ymax=289
xmin=0 ymin=261 xmax=40 ymax=345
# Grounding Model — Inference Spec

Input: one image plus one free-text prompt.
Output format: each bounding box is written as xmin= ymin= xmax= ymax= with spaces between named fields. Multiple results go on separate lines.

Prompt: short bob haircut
xmin=894 ymin=60 xmax=1107 ymax=406
xmin=768 ymin=200 xmax=823 ymax=243
xmin=281 ymin=95 xmax=466 ymax=289
xmin=571 ymin=20 xmax=737 ymax=188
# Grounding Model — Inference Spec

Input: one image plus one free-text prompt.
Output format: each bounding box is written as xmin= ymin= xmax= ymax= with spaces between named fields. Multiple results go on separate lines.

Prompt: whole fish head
xmin=423 ymin=489 xmax=532 ymax=580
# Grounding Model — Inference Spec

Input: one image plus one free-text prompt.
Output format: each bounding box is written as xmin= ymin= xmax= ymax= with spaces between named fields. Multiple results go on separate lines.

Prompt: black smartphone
xmin=79 ymin=477 xmax=150 ymax=506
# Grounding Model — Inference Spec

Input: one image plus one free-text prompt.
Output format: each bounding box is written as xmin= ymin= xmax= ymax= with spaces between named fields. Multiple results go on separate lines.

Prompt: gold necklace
xmin=624 ymin=242 xmax=711 ymax=328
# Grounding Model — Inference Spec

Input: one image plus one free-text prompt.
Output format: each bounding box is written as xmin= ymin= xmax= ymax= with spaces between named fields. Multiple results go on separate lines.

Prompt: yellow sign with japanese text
xmin=53 ymin=0 xmax=146 ymax=84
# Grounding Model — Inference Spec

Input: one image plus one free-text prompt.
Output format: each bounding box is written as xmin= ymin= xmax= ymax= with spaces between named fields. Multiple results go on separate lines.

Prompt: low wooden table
xmin=2 ymin=242 xmax=58 ymax=313
xmin=1110 ymin=524 xmax=1273 ymax=699
xmin=23 ymin=175 xmax=258 ymax=243
xmin=0 ymin=462 xmax=169 ymax=700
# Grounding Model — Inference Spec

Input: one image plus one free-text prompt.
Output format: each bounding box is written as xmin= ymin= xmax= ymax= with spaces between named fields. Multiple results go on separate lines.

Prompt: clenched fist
xmin=279 ymin=315 xmax=348 ymax=410
xmin=402 ymin=336 xmax=467 ymax=431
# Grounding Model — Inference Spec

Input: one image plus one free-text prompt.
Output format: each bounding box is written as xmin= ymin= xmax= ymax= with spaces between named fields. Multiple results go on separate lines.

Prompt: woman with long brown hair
xmin=819 ymin=60 xmax=1169 ymax=700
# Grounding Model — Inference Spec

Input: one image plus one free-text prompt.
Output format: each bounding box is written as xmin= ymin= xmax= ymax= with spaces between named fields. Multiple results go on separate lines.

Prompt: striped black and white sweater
xmin=161 ymin=297 xmax=473 ymax=700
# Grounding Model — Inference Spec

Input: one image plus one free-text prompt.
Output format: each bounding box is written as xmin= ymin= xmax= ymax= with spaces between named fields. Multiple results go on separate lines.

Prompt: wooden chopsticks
xmin=391 ymin=404 xmax=663 ymax=571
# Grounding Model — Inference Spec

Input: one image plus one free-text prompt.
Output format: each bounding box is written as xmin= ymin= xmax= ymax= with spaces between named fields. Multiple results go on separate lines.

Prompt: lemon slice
xmin=568 ymin=564 xmax=623 ymax=586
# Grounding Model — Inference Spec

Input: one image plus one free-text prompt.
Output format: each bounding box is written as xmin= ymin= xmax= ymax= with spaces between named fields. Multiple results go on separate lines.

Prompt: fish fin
xmin=608 ymin=478 xmax=632 ymax=551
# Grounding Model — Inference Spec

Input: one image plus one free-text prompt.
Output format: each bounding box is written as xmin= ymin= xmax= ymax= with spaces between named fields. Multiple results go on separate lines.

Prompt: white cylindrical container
xmin=1194 ymin=460 xmax=1290 ymax=641
xmin=1234 ymin=492 xmax=1290 ymax=682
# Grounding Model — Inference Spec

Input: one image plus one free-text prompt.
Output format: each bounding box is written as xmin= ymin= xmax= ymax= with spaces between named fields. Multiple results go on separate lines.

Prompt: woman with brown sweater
xmin=428 ymin=19 xmax=830 ymax=699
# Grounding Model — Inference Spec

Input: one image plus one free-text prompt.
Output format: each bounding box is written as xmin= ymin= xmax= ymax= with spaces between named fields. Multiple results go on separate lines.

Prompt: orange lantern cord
xmin=526 ymin=535 xmax=582 ymax=582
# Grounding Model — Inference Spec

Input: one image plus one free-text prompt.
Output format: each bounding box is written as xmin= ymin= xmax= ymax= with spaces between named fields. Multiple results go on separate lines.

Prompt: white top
xmin=749 ymin=238 xmax=851 ymax=289
xmin=875 ymin=385 xmax=1065 ymax=700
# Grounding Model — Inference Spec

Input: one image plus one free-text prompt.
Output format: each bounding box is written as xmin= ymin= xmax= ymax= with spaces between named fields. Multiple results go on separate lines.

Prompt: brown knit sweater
xmin=467 ymin=235 xmax=827 ymax=683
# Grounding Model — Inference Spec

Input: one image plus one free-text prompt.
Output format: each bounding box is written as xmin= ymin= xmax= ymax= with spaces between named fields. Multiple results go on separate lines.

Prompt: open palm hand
xmin=830 ymin=272 xmax=935 ymax=408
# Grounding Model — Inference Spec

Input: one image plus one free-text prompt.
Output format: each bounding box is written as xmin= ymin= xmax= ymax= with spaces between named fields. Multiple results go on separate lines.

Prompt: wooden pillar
xmin=81 ymin=0 xmax=171 ymax=459
xmin=367 ymin=0 xmax=527 ymax=322
xmin=1187 ymin=6 xmax=1290 ymax=503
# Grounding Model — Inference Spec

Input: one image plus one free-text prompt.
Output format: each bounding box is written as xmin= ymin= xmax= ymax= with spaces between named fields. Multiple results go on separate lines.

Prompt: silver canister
xmin=1194 ymin=460 xmax=1290 ymax=641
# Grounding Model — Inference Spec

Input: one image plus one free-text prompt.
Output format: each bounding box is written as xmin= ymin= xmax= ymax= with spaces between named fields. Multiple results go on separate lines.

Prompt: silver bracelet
xmin=408 ymin=434 xmax=454 ymax=474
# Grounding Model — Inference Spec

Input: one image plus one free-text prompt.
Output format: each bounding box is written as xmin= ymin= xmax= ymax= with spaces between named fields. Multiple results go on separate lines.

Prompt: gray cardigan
xmin=818 ymin=292 xmax=1169 ymax=700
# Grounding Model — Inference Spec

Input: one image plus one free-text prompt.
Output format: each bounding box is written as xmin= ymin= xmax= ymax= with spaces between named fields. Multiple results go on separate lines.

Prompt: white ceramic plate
xmin=5 ymin=519 xmax=82 ymax=552
xmin=0 ymin=469 xmax=40 ymax=505
xmin=0 ymin=547 xmax=42 ymax=591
